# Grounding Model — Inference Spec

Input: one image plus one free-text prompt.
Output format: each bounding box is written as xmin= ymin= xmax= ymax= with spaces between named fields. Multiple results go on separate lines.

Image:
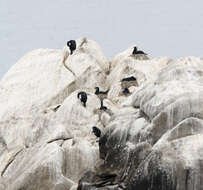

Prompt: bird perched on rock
xmin=77 ymin=91 xmax=87 ymax=107
xmin=121 ymin=76 xmax=138 ymax=94
xmin=62 ymin=40 xmax=77 ymax=76
xmin=67 ymin=40 xmax=76 ymax=55
xmin=95 ymin=87 xmax=109 ymax=110
xmin=92 ymin=126 xmax=101 ymax=138
xmin=132 ymin=46 xmax=147 ymax=55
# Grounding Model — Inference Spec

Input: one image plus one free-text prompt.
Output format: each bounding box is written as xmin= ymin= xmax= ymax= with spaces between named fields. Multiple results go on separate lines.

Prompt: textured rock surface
xmin=0 ymin=38 xmax=108 ymax=189
xmin=78 ymin=56 xmax=203 ymax=190
xmin=1 ymin=38 xmax=203 ymax=190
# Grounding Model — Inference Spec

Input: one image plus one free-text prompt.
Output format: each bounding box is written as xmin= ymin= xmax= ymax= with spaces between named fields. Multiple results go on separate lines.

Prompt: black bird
xmin=95 ymin=87 xmax=109 ymax=110
xmin=121 ymin=76 xmax=137 ymax=82
xmin=67 ymin=40 xmax=76 ymax=55
xmin=132 ymin=46 xmax=147 ymax=55
xmin=121 ymin=76 xmax=138 ymax=94
xmin=77 ymin=91 xmax=87 ymax=107
xmin=92 ymin=126 xmax=101 ymax=138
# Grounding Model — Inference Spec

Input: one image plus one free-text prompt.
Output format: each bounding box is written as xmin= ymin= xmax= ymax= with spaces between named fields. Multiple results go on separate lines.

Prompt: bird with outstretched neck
xmin=132 ymin=46 xmax=147 ymax=55
xmin=95 ymin=87 xmax=109 ymax=110
xmin=62 ymin=40 xmax=77 ymax=77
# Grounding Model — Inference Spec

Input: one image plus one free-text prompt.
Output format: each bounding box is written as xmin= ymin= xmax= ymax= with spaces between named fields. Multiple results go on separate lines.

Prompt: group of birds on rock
xmin=77 ymin=89 xmax=104 ymax=139
xmin=66 ymin=39 xmax=142 ymax=97
xmin=77 ymin=87 xmax=109 ymax=111
xmin=77 ymin=76 xmax=138 ymax=109
xmin=66 ymin=40 xmax=147 ymax=57
xmin=66 ymin=39 xmax=145 ymax=140
xmin=77 ymin=81 xmax=138 ymax=140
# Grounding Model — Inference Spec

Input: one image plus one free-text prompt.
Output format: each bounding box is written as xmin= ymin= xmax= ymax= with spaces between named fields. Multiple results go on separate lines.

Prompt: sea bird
xmin=67 ymin=40 xmax=76 ymax=55
xmin=95 ymin=87 xmax=109 ymax=110
xmin=92 ymin=126 xmax=101 ymax=138
xmin=77 ymin=91 xmax=88 ymax=107
xmin=132 ymin=46 xmax=147 ymax=55
xmin=121 ymin=76 xmax=138 ymax=94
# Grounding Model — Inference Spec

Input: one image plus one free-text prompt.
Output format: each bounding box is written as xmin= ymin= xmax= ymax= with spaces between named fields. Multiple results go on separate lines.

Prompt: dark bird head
xmin=67 ymin=40 xmax=75 ymax=48
xmin=132 ymin=47 xmax=137 ymax=55
xmin=67 ymin=41 xmax=71 ymax=47
xmin=67 ymin=40 xmax=76 ymax=54
xmin=92 ymin=126 xmax=101 ymax=138
xmin=77 ymin=91 xmax=87 ymax=99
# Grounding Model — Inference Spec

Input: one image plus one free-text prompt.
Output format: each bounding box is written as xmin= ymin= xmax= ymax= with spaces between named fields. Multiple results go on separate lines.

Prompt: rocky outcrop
xmin=0 ymin=38 xmax=109 ymax=189
xmin=1 ymin=38 xmax=203 ymax=190
xmin=78 ymin=57 xmax=203 ymax=190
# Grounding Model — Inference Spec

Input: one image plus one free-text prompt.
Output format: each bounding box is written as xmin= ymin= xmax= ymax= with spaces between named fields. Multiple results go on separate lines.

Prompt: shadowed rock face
xmin=0 ymin=38 xmax=203 ymax=189
xmin=78 ymin=57 xmax=203 ymax=190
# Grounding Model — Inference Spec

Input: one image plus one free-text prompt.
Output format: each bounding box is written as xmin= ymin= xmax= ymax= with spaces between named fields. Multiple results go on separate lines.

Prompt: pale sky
xmin=1 ymin=0 xmax=203 ymax=77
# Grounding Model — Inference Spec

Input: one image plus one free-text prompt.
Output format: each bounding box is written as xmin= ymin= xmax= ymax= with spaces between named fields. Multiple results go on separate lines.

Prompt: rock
xmin=110 ymin=46 xmax=150 ymax=70
xmin=63 ymin=139 xmax=99 ymax=182
xmin=107 ymin=54 xmax=172 ymax=104
xmin=46 ymin=124 xmax=73 ymax=144
xmin=78 ymin=56 xmax=203 ymax=190
xmin=0 ymin=143 xmax=75 ymax=190
xmin=0 ymin=38 xmax=109 ymax=189
xmin=1 ymin=39 xmax=203 ymax=190
xmin=63 ymin=38 xmax=109 ymax=90
xmin=0 ymin=37 xmax=109 ymax=145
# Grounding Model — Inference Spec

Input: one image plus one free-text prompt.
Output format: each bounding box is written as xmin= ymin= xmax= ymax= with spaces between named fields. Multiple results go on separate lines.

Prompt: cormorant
xmin=132 ymin=46 xmax=147 ymax=55
xmin=67 ymin=40 xmax=76 ymax=55
xmin=95 ymin=87 xmax=109 ymax=110
xmin=77 ymin=91 xmax=87 ymax=107
xmin=92 ymin=126 xmax=101 ymax=138
xmin=121 ymin=76 xmax=138 ymax=94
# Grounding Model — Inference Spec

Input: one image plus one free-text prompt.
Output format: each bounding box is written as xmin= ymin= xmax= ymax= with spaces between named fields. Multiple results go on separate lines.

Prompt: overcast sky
xmin=1 ymin=0 xmax=203 ymax=77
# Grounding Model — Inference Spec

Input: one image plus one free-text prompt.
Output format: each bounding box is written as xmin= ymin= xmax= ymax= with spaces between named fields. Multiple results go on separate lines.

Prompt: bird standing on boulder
xmin=121 ymin=76 xmax=138 ymax=94
xmin=62 ymin=40 xmax=77 ymax=76
xmin=67 ymin=40 xmax=76 ymax=55
xmin=77 ymin=91 xmax=87 ymax=107
xmin=95 ymin=87 xmax=109 ymax=110
xmin=132 ymin=46 xmax=147 ymax=55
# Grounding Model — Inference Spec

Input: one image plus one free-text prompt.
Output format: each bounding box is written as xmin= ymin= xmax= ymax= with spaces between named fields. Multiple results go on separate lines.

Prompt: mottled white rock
xmin=0 ymin=143 xmax=74 ymax=190
xmin=0 ymin=38 xmax=109 ymax=189
xmin=0 ymin=37 xmax=109 ymax=148
xmin=1 ymin=39 xmax=203 ymax=190
xmin=78 ymin=56 xmax=203 ymax=190
xmin=110 ymin=46 xmax=149 ymax=70
xmin=63 ymin=37 xmax=109 ymax=90
xmin=107 ymin=48 xmax=172 ymax=104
